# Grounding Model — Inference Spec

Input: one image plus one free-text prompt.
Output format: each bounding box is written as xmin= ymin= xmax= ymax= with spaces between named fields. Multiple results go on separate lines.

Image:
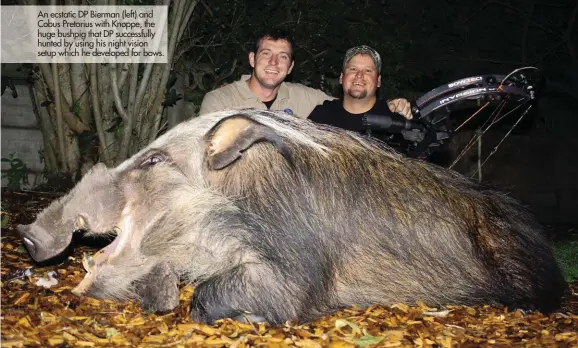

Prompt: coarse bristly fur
xmin=19 ymin=109 xmax=567 ymax=325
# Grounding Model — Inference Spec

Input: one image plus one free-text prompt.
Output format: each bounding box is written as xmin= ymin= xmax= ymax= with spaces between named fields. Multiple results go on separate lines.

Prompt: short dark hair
xmin=254 ymin=30 xmax=295 ymax=61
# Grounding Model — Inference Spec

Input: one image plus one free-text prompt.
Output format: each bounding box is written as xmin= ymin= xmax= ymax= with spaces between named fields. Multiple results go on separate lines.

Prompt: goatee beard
xmin=347 ymin=90 xmax=368 ymax=99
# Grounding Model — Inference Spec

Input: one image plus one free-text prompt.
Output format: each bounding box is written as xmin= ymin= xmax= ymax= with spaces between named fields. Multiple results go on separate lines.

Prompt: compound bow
xmin=364 ymin=66 xmax=543 ymax=175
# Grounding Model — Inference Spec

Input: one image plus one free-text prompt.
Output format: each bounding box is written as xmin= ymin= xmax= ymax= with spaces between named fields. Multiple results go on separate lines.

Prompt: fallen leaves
xmin=2 ymin=189 xmax=578 ymax=347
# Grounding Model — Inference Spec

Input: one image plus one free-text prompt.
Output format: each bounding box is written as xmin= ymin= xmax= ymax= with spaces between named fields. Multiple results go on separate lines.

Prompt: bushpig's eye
xmin=139 ymin=153 xmax=166 ymax=169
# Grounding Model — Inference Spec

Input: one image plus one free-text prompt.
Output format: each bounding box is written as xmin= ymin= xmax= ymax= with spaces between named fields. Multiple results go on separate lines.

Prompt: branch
xmin=174 ymin=37 xmax=203 ymax=64
xmin=144 ymin=0 xmax=188 ymax=143
xmin=211 ymin=59 xmax=238 ymax=88
xmin=116 ymin=63 xmax=130 ymax=92
xmin=94 ymin=61 xmax=119 ymax=160
xmin=151 ymin=104 xmax=165 ymax=141
xmin=138 ymin=0 xmax=173 ymax=141
xmin=109 ymin=63 xmax=130 ymax=122
xmin=37 ymin=63 xmax=89 ymax=133
xmin=69 ymin=63 xmax=92 ymax=125
xmin=30 ymin=76 xmax=60 ymax=172
xmin=461 ymin=1 xmax=495 ymax=25
xmin=89 ymin=64 xmax=112 ymax=166
xmin=169 ymin=0 xmax=188 ymax=56
xmin=199 ymin=0 xmax=213 ymax=16
xmin=52 ymin=63 xmax=67 ymax=172
xmin=116 ymin=64 xmax=139 ymax=164
xmin=133 ymin=63 xmax=154 ymax=117
xmin=38 ymin=63 xmax=71 ymax=107
xmin=38 ymin=64 xmax=55 ymax=97
xmin=127 ymin=64 xmax=138 ymax=118
xmin=177 ymin=1 xmax=198 ymax=44
xmin=298 ymin=49 xmax=328 ymax=68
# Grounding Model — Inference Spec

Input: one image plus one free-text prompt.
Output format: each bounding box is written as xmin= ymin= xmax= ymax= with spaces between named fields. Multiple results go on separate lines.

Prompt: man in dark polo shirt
xmin=308 ymin=45 xmax=412 ymax=143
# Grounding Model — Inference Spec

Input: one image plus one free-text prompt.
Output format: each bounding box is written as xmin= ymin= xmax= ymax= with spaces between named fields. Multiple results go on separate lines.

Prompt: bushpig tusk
xmin=82 ymin=252 xmax=95 ymax=272
xmin=77 ymin=215 xmax=87 ymax=229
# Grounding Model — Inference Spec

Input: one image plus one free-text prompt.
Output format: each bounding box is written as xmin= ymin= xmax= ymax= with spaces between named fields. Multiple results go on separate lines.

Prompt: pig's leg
xmin=189 ymin=264 xmax=297 ymax=324
xmin=134 ymin=261 xmax=180 ymax=313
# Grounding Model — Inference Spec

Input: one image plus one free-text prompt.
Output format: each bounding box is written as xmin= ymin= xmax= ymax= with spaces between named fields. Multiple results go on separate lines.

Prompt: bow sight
xmin=363 ymin=66 xmax=543 ymax=167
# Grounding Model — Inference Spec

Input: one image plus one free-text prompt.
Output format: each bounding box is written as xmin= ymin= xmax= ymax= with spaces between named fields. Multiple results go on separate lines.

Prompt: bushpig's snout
xmin=17 ymin=224 xmax=39 ymax=257
xmin=17 ymin=223 xmax=71 ymax=262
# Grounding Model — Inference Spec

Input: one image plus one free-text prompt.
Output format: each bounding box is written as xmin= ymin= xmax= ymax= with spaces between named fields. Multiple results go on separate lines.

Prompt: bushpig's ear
xmin=205 ymin=114 xmax=292 ymax=170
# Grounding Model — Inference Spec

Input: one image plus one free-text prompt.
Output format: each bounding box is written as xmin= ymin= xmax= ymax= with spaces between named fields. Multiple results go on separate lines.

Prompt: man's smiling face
xmin=249 ymin=38 xmax=294 ymax=90
xmin=340 ymin=54 xmax=381 ymax=100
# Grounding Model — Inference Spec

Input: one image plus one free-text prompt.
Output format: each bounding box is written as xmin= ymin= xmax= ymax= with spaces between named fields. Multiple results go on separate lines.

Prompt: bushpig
xmin=18 ymin=109 xmax=566 ymax=324
xmin=16 ymin=156 xmax=180 ymax=312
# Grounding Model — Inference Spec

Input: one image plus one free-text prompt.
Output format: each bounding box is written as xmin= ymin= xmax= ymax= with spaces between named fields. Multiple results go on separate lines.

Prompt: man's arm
xmin=293 ymin=85 xmax=335 ymax=119
xmin=312 ymin=88 xmax=334 ymax=105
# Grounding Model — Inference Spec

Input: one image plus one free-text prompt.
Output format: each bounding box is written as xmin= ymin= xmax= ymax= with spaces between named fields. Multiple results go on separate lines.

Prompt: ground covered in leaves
xmin=1 ymin=189 xmax=578 ymax=347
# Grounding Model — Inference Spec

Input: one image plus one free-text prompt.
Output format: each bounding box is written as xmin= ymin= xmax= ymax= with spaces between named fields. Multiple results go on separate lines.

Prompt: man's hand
xmin=387 ymin=98 xmax=413 ymax=120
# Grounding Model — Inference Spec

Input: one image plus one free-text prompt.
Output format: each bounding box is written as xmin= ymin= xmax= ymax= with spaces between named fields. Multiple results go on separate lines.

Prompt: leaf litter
xmin=2 ymin=189 xmax=577 ymax=347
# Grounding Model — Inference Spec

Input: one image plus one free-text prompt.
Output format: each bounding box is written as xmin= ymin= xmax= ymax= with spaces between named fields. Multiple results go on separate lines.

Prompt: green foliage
xmin=1 ymin=153 xmax=29 ymax=191
xmin=105 ymin=327 xmax=119 ymax=338
xmin=1 ymin=214 xmax=9 ymax=228
xmin=335 ymin=319 xmax=384 ymax=347
xmin=555 ymin=238 xmax=578 ymax=282
xmin=353 ymin=335 xmax=385 ymax=347
xmin=105 ymin=117 xmax=124 ymax=137
xmin=73 ymin=101 xmax=82 ymax=115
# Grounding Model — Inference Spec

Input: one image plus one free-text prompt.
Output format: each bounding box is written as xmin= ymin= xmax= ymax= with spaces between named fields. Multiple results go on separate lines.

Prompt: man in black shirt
xmin=308 ymin=45 xmax=412 ymax=144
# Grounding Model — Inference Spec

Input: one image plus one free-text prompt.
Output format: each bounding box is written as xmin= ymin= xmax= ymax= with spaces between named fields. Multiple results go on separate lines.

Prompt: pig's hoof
xmin=135 ymin=262 xmax=180 ymax=313
xmin=189 ymin=306 xmax=268 ymax=325
xmin=189 ymin=299 xmax=215 ymax=324
xmin=232 ymin=313 xmax=268 ymax=324
xmin=142 ymin=291 xmax=179 ymax=313
xmin=189 ymin=298 xmax=240 ymax=324
xmin=188 ymin=296 xmax=269 ymax=324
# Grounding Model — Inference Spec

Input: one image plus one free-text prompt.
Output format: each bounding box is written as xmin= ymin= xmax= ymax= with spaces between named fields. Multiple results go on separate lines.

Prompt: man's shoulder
xmin=205 ymin=79 xmax=246 ymax=98
xmin=314 ymin=98 xmax=342 ymax=110
xmin=199 ymin=77 xmax=251 ymax=115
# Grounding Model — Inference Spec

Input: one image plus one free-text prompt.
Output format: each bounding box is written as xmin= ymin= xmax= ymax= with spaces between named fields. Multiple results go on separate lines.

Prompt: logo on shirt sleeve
xmin=283 ymin=108 xmax=294 ymax=116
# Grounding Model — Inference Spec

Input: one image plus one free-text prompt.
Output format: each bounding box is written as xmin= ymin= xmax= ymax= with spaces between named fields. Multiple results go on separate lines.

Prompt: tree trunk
xmin=24 ymin=0 xmax=196 ymax=185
